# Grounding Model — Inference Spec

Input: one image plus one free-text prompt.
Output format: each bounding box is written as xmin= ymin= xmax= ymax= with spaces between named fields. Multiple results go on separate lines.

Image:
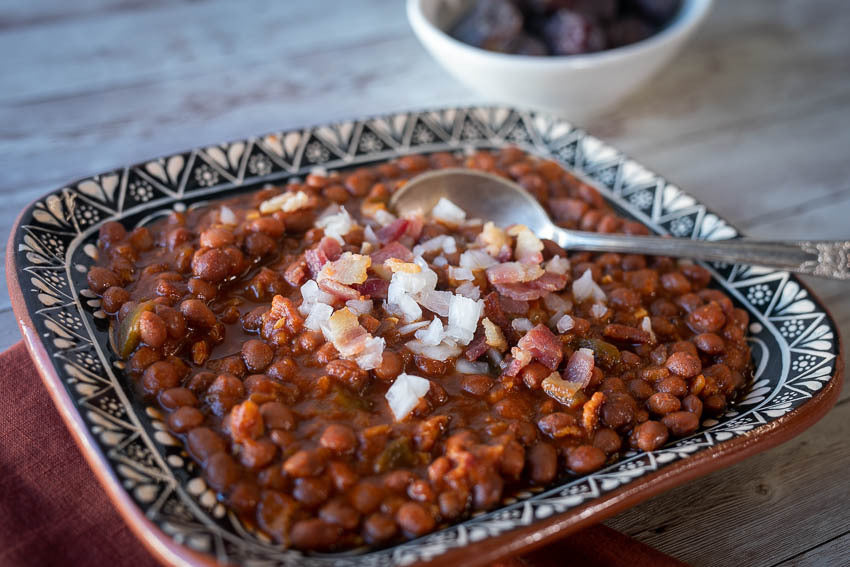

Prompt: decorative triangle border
xmin=11 ymin=106 xmax=840 ymax=567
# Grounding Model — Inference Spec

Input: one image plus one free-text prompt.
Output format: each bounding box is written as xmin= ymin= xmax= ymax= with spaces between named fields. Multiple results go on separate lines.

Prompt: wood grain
xmin=779 ymin=530 xmax=850 ymax=567
xmin=606 ymin=394 xmax=850 ymax=566
xmin=1 ymin=0 xmax=848 ymax=565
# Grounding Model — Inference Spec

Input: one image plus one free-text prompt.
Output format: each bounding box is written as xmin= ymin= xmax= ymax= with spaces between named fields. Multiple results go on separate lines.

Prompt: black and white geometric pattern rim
xmin=14 ymin=106 xmax=838 ymax=567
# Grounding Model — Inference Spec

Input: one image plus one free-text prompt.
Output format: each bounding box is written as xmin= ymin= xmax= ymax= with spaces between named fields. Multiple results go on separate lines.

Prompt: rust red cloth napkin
xmin=0 ymin=340 xmax=686 ymax=567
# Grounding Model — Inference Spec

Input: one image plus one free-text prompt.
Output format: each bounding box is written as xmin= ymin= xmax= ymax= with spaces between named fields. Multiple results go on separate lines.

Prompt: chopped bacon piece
xmin=486 ymin=262 xmax=544 ymax=284
xmin=496 ymin=245 xmax=513 ymax=262
xmin=464 ymin=332 xmax=488 ymax=361
xmin=355 ymin=277 xmax=390 ymax=299
xmin=376 ymin=218 xmax=409 ymax=243
xmin=563 ymin=348 xmax=595 ymax=388
xmin=517 ymin=324 xmax=563 ymax=370
xmin=404 ymin=214 xmax=424 ymax=240
xmin=305 ymin=237 xmax=342 ymax=276
xmin=542 ymin=372 xmax=583 ymax=406
xmin=500 ymin=296 xmax=529 ymax=315
xmin=305 ymin=248 xmax=327 ymax=277
xmin=478 ymin=222 xmax=510 ymax=257
xmin=484 ymin=292 xmax=510 ymax=329
xmin=269 ymin=295 xmax=304 ymax=334
xmin=319 ymin=236 xmax=342 ymax=259
xmin=582 ymin=391 xmax=605 ymax=432
xmin=508 ymin=225 xmax=544 ymax=264
xmin=318 ymin=278 xmax=360 ymax=300
xmin=503 ymin=348 xmax=533 ymax=377
xmin=370 ymin=241 xmax=414 ymax=264
xmin=283 ymin=255 xmax=308 ymax=287
xmin=319 ymin=252 xmax=371 ymax=285
xmin=532 ymin=271 xmax=569 ymax=290
xmin=482 ymin=318 xmax=507 ymax=352
xmin=483 ymin=292 xmax=517 ymax=343
xmin=494 ymin=271 xmax=569 ymax=301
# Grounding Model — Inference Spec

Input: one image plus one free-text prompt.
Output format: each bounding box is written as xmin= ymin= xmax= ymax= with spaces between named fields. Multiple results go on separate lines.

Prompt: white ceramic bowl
xmin=407 ymin=0 xmax=713 ymax=119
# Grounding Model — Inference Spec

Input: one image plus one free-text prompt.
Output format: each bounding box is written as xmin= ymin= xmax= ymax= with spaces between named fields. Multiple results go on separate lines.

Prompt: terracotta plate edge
xmin=6 ymin=143 xmax=845 ymax=567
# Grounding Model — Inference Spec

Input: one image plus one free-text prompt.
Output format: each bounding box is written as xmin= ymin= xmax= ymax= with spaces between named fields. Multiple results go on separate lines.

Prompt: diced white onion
xmin=374 ymin=209 xmax=397 ymax=227
xmin=413 ymin=235 xmax=456 ymax=256
xmin=548 ymin=310 xmax=566 ymax=328
xmin=456 ymin=359 xmax=490 ymax=374
xmin=386 ymin=372 xmax=431 ymax=421
xmin=219 ymin=206 xmax=237 ymax=225
xmin=389 ymin=293 xmax=422 ymax=322
xmin=299 ymin=280 xmax=336 ymax=316
xmin=432 ymin=197 xmax=467 ymax=225
xmin=512 ymin=318 xmax=533 ymax=333
xmin=397 ymin=320 xmax=430 ymax=335
xmin=417 ymin=289 xmax=453 ymax=317
xmin=388 ymin=260 xmax=438 ymax=298
xmin=304 ymin=302 xmax=334 ymax=332
xmin=355 ymin=336 xmax=385 ymax=371
xmin=641 ymin=316 xmax=656 ymax=342
xmin=415 ymin=317 xmax=446 ymax=346
xmin=259 ymin=190 xmax=310 ymax=214
xmin=446 ymin=295 xmax=483 ymax=345
xmin=545 ymin=255 xmax=570 ymax=275
xmin=405 ymin=338 xmax=462 ymax=360
xmin=433 ymin=256 xmax=448 ymax=267
xmin=364 ymin=225 xmax=379 ymax=245
xmin=556 ymin=314 xmax=575 ymax=333
xmin=442 ymin=238 xmax=457 ymax=254
xmin=460 ymin=249 xmax=498 ymax=270
xmin=455 ymin=281 xmax=481 ymax=300
xmin=590 ymin=303 xmax=608 ymax=318
xmin=316 ymin=205 xmax=356 ymax=244
xmin=573 ymin=269 xmax=607 ymax=303
xmin=345 ymin=299 xmax=373 ymax=316
xmin=543 ymin=292 xmax=571 ymax=313
xmin=449 ymin=266 xmax=474 ymax=281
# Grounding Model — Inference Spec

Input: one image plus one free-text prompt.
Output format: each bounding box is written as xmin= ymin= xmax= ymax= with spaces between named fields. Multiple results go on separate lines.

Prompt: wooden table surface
xmin=2 ymin=1 xmax=848 ymax=566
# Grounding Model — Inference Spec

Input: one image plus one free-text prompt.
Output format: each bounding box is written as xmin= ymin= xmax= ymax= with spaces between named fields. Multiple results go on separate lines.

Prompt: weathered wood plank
xmin=1 ymin=0 xmax=849 ymax=564
xmin=0 ymin=33 xmax=467 ymax=195
xmin=590 ymin=0 xmax=850 ymax=152
xmin=777 ymin=530 xmax=850 ymax=567
xmin=0 ymin=0 xmax=409 ymax=105
xmin=606 ymin=394 xmax=850 ymax=567
xmin=0 ymin=0 xmax=190 ymax=31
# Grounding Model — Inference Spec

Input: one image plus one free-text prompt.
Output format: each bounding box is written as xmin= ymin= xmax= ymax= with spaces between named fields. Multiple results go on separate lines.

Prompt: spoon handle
xmin=547 ymin=229 xmax=850 ymax=280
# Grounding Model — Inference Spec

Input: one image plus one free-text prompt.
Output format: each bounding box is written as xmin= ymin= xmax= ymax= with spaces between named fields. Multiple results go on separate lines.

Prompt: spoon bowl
xmin=391 ymin=168 xmax=555 ymax=237
xmin=390 ymin=168 xmax=850 ymax=280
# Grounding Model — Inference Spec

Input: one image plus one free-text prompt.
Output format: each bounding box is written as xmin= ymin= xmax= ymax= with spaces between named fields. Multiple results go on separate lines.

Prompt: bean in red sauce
xmin=88 ymin=148 xmax=750 ymax=550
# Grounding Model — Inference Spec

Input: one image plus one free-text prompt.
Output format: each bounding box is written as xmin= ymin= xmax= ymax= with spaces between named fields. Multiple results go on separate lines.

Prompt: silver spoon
xmin=389 ymin=168 xmax=850 ymax=280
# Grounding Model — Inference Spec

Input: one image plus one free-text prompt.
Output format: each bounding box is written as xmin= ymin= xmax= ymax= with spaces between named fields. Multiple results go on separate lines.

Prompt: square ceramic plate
xmin=7 ymin=106 xmax=842 ymax=567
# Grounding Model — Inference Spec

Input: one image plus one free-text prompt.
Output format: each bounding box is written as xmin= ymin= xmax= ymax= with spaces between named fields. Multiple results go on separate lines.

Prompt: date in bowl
xmin=407 ymin=0 xmax=712 ymax=119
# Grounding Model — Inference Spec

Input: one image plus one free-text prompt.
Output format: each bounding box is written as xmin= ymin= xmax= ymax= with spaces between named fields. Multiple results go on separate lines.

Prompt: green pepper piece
xmin=577 ymin=338 xmax=620 ymax=369
xmin=115 ymin=300 xmax=154 ymax=358
xmin=374 ymin=437 xmax=415 ymax=474
xmin=329 ymin=387 xmax=371 ymax=412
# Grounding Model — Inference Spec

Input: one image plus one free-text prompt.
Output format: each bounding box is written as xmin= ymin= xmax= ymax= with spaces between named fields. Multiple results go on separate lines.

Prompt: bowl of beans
xmin=8 ymin=107 xmax=841 ymax=566
xmin=408 ymin=0 xmax=713 ymax=118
